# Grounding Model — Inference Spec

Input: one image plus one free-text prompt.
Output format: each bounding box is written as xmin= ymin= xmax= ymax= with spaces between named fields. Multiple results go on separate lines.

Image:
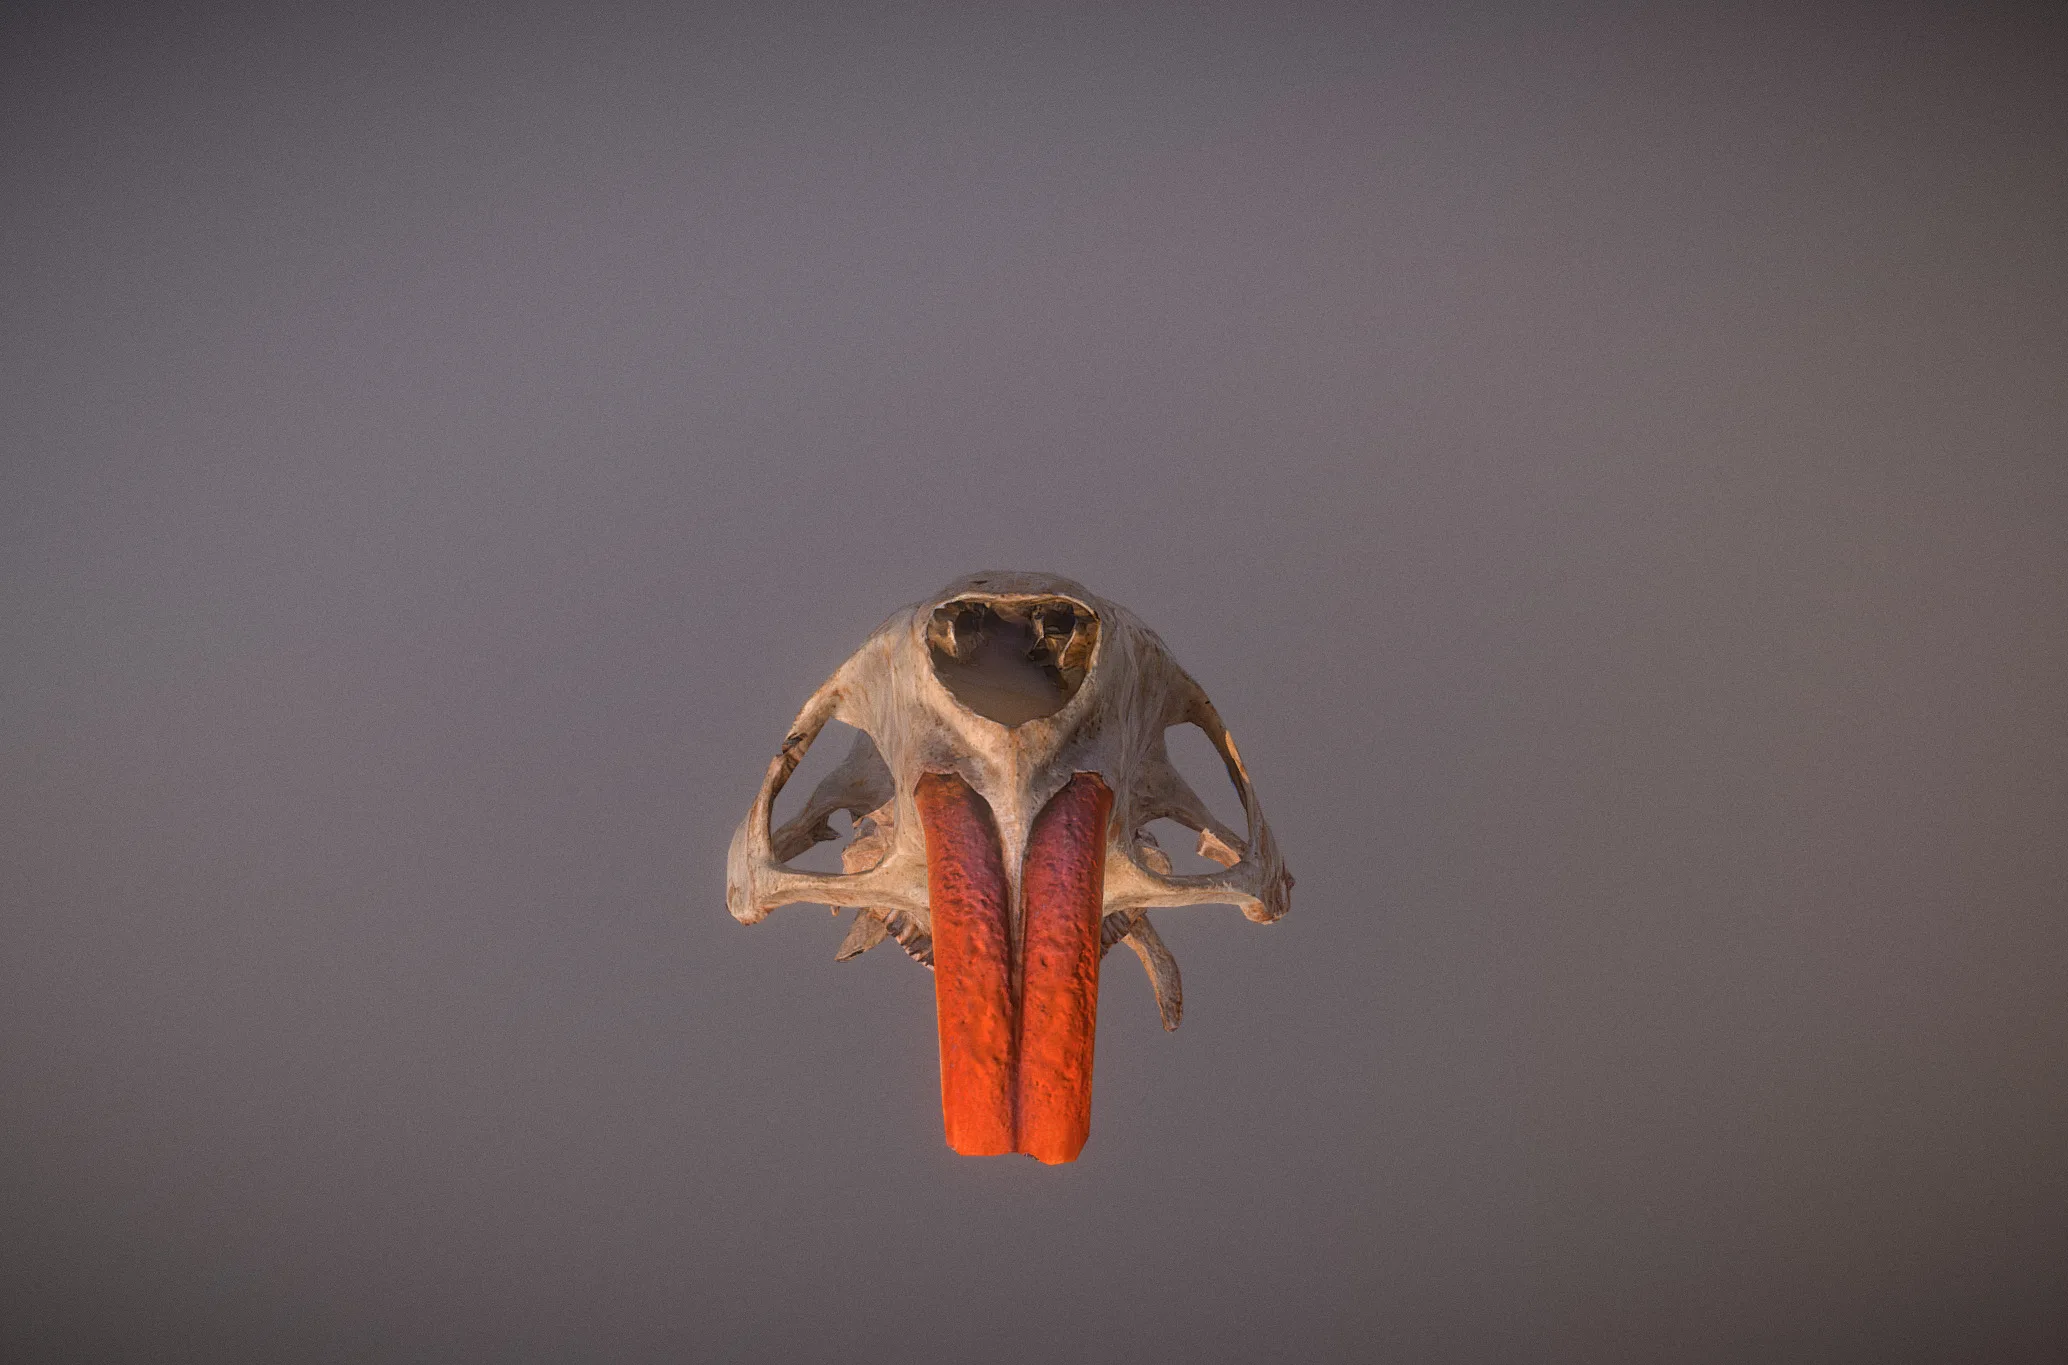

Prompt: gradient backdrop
xmin=5 ymin=3 xmax=2065 ymax=1361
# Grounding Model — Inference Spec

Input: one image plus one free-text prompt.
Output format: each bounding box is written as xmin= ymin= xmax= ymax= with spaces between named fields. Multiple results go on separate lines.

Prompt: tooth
xmin=914 ymin=772 xmax=1015 ymax=1156
xmin=886 ymin=908 xmax=934 ymax=967
xmin=1015 ymin=773 xmax=1113 ymax=1164
xmin=1100 ymin=912 xmax=1134 ymax=953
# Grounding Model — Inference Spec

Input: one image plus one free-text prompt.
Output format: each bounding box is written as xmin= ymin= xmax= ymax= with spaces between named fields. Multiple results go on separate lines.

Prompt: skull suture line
xmin=727 ymin=571 xmax=1292 ymax=1163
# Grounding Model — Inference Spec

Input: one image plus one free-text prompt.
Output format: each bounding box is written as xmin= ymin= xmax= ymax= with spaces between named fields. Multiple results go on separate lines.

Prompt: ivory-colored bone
xmin=1124 ymin=914 xmax=1184 ymax=1032
xmin=833 ymin=910 xmax=889 ymax=961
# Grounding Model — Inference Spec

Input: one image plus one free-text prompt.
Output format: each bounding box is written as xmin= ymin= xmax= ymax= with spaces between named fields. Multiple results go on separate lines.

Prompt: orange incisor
xmin=914 ymin=771 xmax=1114 ymax=1164
xmin=914 ymin=772 xmax=1016 ymax=1156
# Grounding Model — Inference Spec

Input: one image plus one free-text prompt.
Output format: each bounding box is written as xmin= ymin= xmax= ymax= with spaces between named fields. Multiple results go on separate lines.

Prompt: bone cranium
xmin=726 ymin=571 xmax=1291 ymax=1163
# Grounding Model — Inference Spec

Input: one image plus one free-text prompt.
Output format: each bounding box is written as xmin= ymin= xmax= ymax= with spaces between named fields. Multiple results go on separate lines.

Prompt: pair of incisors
xmin=725 ymin=572 xmax=1293 ymax=1164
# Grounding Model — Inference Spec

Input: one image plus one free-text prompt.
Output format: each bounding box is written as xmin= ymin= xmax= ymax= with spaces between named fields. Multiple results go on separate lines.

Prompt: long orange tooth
xmin=914 ymin=772 xmax=1015 ymax=1156
xmin=1015 ymin=773 xmax=1113 ymax=1164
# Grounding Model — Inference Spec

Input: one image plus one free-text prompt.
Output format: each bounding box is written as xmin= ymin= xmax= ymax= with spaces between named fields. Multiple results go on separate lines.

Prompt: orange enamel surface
xmin=914 ymin=772 xmax=1016 ymax=1156
xmin=1015 ymin=773 xmax=1113 ymax=1164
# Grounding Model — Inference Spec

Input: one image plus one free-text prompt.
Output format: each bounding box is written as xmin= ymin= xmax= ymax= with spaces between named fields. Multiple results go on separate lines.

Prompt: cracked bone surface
xmin=726 ymin=571 xmax=1292 ymax=1162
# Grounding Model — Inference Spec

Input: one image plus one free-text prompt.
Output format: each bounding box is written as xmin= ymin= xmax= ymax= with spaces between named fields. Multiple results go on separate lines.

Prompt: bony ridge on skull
xmin=726 ymin=571 xmax=1292 ymax=1163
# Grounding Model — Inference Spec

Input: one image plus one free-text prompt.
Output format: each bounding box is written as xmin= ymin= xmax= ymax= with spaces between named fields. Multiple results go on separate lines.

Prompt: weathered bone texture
xmin=727 ymin=571 xmax=1293 ymax=1032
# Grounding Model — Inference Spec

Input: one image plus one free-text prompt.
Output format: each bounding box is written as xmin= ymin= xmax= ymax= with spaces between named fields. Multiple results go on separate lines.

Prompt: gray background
xmin=5 ymin=3 xmax=2065 ymax=1361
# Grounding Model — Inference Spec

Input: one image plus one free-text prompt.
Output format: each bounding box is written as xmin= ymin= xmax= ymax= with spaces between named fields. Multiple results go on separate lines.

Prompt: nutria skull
xmin=725 ymin=571 xmax=1292 ymax=1162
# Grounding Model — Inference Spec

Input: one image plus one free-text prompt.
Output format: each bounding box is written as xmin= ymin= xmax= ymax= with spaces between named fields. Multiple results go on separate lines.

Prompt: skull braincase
xmin=725 ymin=570 xmax=1291 ymax=1030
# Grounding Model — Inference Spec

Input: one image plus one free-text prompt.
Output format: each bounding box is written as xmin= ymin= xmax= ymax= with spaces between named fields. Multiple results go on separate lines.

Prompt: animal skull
xmin=726 ymin=571 xmax=1292 ymax=1163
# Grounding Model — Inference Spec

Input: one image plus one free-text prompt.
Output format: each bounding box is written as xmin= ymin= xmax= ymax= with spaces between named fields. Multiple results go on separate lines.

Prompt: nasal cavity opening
xmin=926 ymin=597 xmax=1098 ymax=727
